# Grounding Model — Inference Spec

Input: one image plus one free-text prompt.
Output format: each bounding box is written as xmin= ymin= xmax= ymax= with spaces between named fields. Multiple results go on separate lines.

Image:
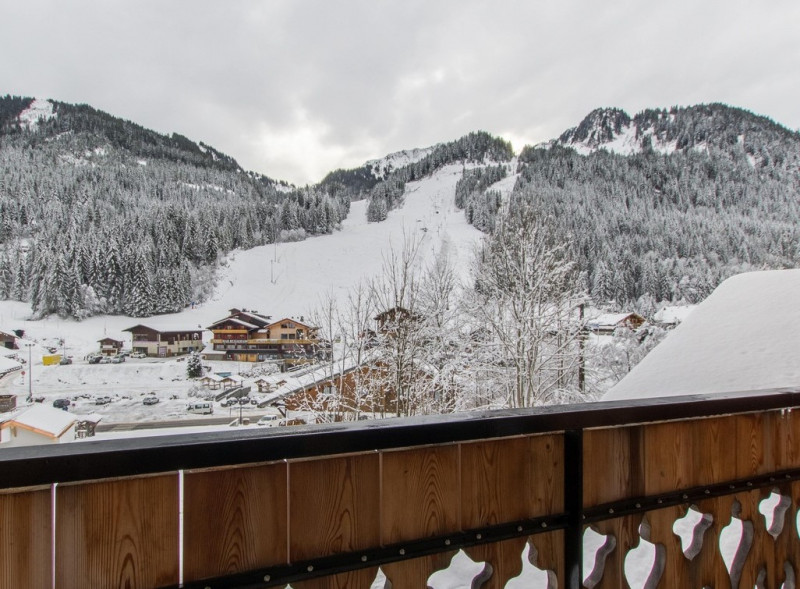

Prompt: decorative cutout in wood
xmin=719 ymin=499 xmax=753 ymax=589
xmin=672 ymin=505 xmax=713 ymax=560
xmin=583 ymin=526 xmax=616 ymax=588
xmin=427 ymin=549 xmax=491 ymax=589
xmin=370 ymin=567 xmax=391 ymax=589
xmin=504 ymin=540 xmax=556 ymax=589
xmin=623 ymin=517 xmax=664 ymax=589
xmin=758 ymin=489 xmax=791 ymax=539
xmin=782 ymin=561 xmax=796 ymax=589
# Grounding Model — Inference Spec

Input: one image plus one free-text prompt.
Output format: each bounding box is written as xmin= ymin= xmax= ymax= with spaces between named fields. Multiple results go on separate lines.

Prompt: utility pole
xmin=25 ymin=343 xmax=33 ymax=403
xmin=578 ymin=303 xmax=586 ymax=394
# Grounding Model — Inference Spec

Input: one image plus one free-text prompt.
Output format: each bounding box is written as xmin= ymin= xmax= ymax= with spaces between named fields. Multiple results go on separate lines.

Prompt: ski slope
xmin=0 ymin=163 xmax=484 ymax=361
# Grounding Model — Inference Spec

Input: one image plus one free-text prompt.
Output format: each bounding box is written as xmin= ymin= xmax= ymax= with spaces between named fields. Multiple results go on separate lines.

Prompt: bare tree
xmin=465 ymin=206 xmax=586 ymax=408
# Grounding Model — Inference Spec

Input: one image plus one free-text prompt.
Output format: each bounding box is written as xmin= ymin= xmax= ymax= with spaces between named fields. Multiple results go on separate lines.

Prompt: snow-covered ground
xmin=0 ymin=163 xmax=484 ymax=424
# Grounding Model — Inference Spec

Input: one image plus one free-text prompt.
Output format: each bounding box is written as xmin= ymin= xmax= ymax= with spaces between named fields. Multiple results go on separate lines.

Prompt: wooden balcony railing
xmin=4 ymin=389 xmax=800 ymax=588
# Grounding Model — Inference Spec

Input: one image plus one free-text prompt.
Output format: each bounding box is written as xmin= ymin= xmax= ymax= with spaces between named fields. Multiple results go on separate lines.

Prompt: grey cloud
xmin=2 ymin=0 xmax=799 ymax=184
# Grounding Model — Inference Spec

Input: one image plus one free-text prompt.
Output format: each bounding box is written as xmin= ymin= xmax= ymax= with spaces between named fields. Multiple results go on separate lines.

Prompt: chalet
xmin=586 ymin=312 xmax=645 ymax=334
xmin=205 ymin=308 xmax=320 ymax=365
xmin=97 ymin=338 xmax=123 ymax=356
xmin=0 ymin=405 xmax=77 ymax=448
xmin=374 ymin=306 xmax=421 ymax=335
xmin=0 ymin=330 xmax=17 ymax=350
xmin=123 ymin=325 xmax=204 ymax=357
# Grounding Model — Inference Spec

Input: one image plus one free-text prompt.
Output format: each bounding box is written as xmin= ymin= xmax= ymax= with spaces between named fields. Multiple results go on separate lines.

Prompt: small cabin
xmin=98 ymin=338 xmax=124 ymax=356
xmin=586 ymin=312 xmax=646 ymax=334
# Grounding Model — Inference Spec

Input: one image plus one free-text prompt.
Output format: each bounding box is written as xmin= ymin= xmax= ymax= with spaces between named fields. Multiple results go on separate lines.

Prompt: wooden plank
xmin=0 ymin=488 xmax=51 ymax=589
xmin=290 ymin=567 xmax=379 ymax=589
xmin=693 ymin=495 xmax=736 ymax=589
xmin=381 ymin=445 xmax=460 ymax=545
xmin=380 ymin=551 xmax=456 ymax=589
xmin=529 ymin=529 xmax=564 ymax=585
xmin=461 ymin=434 xmax=562 ymax=529
xmin=644 ymin=505 xmax=688 ymax=588
xmin=55 ymin=474 xmax=178 ymax=589
xmin=464 ymin=538 xmax=527 ymax=589
xmin=776 ymin=408 xmax=800 ymax=470
xmin=583 ymin=426 xmax=643 ymax=507
xmin=590 ymin=516 xmax=640 ymax=589
xmin=289 ymin=453 xmax=379 ymax=561
xmin=692 ymin=415 xmax=739 ymax=486
xmin=183 ymin=462 xmax=288 ymax=582
xmin=735 ymin=412 xmax=776 ymax=479
xmin=643 ymin=421 xmax=693 ymax=496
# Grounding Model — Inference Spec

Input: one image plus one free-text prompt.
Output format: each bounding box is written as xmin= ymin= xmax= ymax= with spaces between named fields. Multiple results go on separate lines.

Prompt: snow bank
xmin=605 ymin=270 xmax=800 ymax=400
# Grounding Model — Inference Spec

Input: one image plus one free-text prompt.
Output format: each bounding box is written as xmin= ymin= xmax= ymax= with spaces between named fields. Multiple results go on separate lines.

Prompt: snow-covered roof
xmin=586 ymin=313 xmax=641 ymax=328
xmin=124 ymin=324 xmax=203 ymax=334
xmin=2 ymin=405 xmax=77 ymax=438
xmin=604 ymin=270 xmax=800 ymax=401
xmin=0 ymin=356 xmax=21 ymax=374
xmin=652 ymin=305 xmax=695 ymax=325
xmin=208 ymin=317 xmax=260 ymax=330
xmin=266 ymin=317 xmax=314 ymax=330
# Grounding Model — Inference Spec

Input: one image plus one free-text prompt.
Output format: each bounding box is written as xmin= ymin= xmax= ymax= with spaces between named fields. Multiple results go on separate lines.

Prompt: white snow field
xmin=605 ymin=268 xmax=800 ymax=400
xmin=0 ymin=163 xmax=485 ymax=422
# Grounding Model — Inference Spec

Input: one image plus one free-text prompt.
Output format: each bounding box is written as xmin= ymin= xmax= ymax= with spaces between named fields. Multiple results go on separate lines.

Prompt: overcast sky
xmin=3 ymin=1 xmax=799 ymax=184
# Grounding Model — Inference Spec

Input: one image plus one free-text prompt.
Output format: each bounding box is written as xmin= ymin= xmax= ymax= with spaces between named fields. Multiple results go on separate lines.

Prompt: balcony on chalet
xmin=3 ymin=389 xmax=800 ymax=589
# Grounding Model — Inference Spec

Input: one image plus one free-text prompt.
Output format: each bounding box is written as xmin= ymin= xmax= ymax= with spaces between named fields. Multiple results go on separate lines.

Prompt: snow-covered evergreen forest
xmin=455 ymin=104 xmax=800 ymax=311
xmin=0 ymin=97 xmax=350 ymax=318
xmin=2 ymin=96 xmax=799 ymax=325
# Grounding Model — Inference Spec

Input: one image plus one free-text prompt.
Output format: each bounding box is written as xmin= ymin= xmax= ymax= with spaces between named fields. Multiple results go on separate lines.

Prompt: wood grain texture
xmin=55 ymin=475 xmax=178 ymax=589
xmin=693 ymin=494 xmax=737 ymax=589
xmin=0 ymin=488 xmax=51 ymax=589
xmin=289 ymin=453 xmax=379 ymax=561
xmin=381 ymin=551 xmax=456 ymax=589
xmin=464 ymin=538 xmax=527 ymax=589
xmin=183 ymin=462 xmax=288 ymax=582
xmin=461 ymin=434 xmax=562 ymax=529
xmin=644 ymin=505 xmax=689 ymax=588
xmin=736 ymin=412 xmax=776 ymax=480
xmin=583 ymin=426 xmax=643 ymax=507
xmin=528 ymin=529 xmax=564 ymax=585
xmin=643 ymin=421 xmax=693 ymax=496
xmin=381 ymin=446 xmax=460 ymax=545
xmin=590 ymin=516 xmax=641 ymax=589
xmin=692 ymin=415 xmax=739 ymax=486
xmin=290 ymin=566 xmax=379 ymax=589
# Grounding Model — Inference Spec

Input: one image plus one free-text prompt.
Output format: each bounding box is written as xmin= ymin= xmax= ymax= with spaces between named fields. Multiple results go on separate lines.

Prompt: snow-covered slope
xmin=365 ymin=146 xmax=436 ymax=179
xmin=604 ymin=270 xmax=800 ymax=400
xmin=0 ymin=163 xmax=484 ymax=358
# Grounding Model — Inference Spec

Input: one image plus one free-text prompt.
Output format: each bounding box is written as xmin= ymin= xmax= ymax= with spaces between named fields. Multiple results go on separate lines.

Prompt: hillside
xmin=455 ymin=104 xmax=800 ymax=312
xmin=0 ymin=162 xmax=486 ymax=359
xmin=2 ymin=96 xmax=800 ymax=324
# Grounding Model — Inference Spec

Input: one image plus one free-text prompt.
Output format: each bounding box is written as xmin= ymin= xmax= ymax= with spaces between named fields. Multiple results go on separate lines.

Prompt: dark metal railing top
xmin=3 ymin=387 xmax=800 ymax=490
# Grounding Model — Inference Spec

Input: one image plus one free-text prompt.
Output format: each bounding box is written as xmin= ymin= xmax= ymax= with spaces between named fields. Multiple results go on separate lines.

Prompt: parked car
xmin=143 ymin=395 xmax=159 ymax=405
xmin=88 ymin=355 xmax=102 ymax=364
xmin=131 ymin=352 xmax=147 ymax=359
xmin=59 ymin=357 xmax=72 ymax=365
xmin=95 ymin=396 xmax=112 ymax=405
xmin=187 ymin=402 xmax=213 ymax=415
xmin=110 ymin=355 xmax=125 ymax=364
xmin=52 ymin=398 xmax=70 ymax=410
xmin=119 ymin=350 xmax=131 ymax=357
xmin=256 ymin=414 xmax=279 ymax=426
xmin=99 ymin=356 xmax=112 ymax=364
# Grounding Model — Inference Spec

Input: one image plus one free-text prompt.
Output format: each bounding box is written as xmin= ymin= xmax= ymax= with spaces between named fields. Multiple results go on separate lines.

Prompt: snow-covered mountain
xmin=0 ymin=162 xmax=484 ymax=358
xmin=546 ymin=104 xmax=800 ymax=170
xmin=365 ymin=147 xmax=436 ymax=179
